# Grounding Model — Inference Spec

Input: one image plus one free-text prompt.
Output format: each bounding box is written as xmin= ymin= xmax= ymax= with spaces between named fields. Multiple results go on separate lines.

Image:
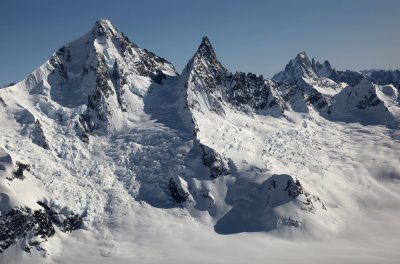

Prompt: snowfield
xmin=1 ymin=19 xmax=400 ymax=264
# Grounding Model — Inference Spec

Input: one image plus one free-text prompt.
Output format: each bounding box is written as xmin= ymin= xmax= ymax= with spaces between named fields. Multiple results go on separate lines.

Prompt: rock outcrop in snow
xmin=328 ymin=79 xmax=397 ymax=124
xmin=199 ymin=143 xmax=229 ymax=180
xmin=215 ymin=174 xmax=327 ymax=234
xmin=0 ymin=207 xmax=55 ymax=255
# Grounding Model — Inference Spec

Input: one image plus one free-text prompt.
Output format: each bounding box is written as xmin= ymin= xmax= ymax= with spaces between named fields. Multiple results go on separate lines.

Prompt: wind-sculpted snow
xmin=1 ymin=19 xmax=400 ymax=263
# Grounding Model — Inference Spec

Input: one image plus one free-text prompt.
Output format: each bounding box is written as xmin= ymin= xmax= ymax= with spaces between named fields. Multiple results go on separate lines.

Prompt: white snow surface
xmin=1 ymin=19 xmax=400 ymax=264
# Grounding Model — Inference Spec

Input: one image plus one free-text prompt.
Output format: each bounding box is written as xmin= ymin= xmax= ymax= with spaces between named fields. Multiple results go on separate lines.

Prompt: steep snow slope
xmin=1 ymin=19 xmax=400 ymax=264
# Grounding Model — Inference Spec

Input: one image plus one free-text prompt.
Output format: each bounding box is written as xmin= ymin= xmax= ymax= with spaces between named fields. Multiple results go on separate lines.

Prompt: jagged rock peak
xmin=272 ymin=51 xmax=318 ymax=84
xmin=322 ymin=60 xmax=332 ymax=69
xmin=183 ymin=36 xmax=227 ymax=80
xmin=197 ymin=36 xmax=216 ymax=56
xmin=294 ymin=51 xmax=312 ymax=68
xmin=91 ymin=18 xmax=119 ymax=37
xmin=286 ymin=51 xmax=315 ymax=76
xmin=312 ymin=58 xmax=332 ymax=70
xmin=312 ymin=59 xmax=334 ymax=78
xmin=193 ymin=36 xmax=222 ymax=67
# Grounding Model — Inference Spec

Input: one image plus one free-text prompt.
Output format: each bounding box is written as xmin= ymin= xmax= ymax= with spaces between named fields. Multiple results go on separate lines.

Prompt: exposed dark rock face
xmin=200 ymin=189 xmax=215 ymax=207
xmin=14 ymin=110 xmax=51 ymax=149
xmin=0 ymin=207 xmax=55 ymax=254
xmin=75 ymin=116 xmax=90 ymax=143
xmin=32 ymin=120 xmax=50 ymax=149
xmin=111 ymin=61 xmax=128 ymax=111
xmin=62 ymin=214 xmax=83 ymax=232
xmin=116 ymin=29 xmax=176 ymax=83
xmin=229 ymin=72 xmax=281 ymax=112
xmin=96 ymin=56 xmax=114 ymax=98
xmin=189 ymin=37 xmax=228 ymax=92
xmin=200 ymin=144 xmax=229 ymax=180
xmin=367 ymin=70 xmax=400 ymax=89
xmin=137 ymin=49 xmax=172 ymax=83
xmin=329 ymin=70 xmax=365 ymax=87
xmin=263 ymin=175 xmax=327 ymax=214
xmin=37 ymin=201 xmax=83 ymax=232
xmin=284 ymin=178 xmax=303 ymax=198
xmin=92 ymin=20 xmax=117 ymax=38
xmin=7 ymin=161 xmax=30 ymax=181
xmin=356 ymin=91 xmax=381 ymax=109
xmin=0 ymin=83 xmax=15 ymax=89
xmin=49 ymin=53 xmax=68 ymax=83
xmin=296 ymin=80 xmax=332 ymax=111
xmin=0 ymin=200 xmax=84 ymax=255
xmin=0 ymin=96 xmax=6 ymax=107
xmin=311 ymin=59 xmax=365 ymax=87
xmin=311 ymin=59 xmax=333 ymax=76
xmin=280 ymin=177 xmax=327 ymax=213
xmin=281 ymin=86 xmax=298 ymax=103
xmin=84 ymin=54 xmax=114 ymax=132
xmin=169 ymin=177 xmax=190 ymax=203
xmin=306 ymin=91 xmax=329 ymax=109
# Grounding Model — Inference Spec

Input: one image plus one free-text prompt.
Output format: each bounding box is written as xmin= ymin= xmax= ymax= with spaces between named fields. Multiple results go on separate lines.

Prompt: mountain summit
xmin=15 ymin=19 xmax=177 ymax=134
xmin=273 ymin=51 xmax=327 ymax=84
xmin=273 ymin=52 xmax=368 ymax=88
xmin=91 ymin=18 xmax=119 ymax=38
xmin=195 ymin=36 xmax=220 ymax=63
xmin=183 ymin=36 xmax=227 ymax=91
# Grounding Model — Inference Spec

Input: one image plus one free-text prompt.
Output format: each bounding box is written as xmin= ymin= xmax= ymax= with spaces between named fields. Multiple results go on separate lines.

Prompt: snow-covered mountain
xmin=0 ymin=19 xmax=178 ymax=256
xmin=182 ymin=37 xmax=285 ymax=119
xmin=273 ymin=52 xmax=400 ymax=124
xmin=272 ymin=52 xmax=342 ymax=112
xmin=16 ymin=19 xmax=177 ymax=135
xmin=328 ymin=79 xmax=400 ymax=125
xmin=1 ymin=19 xmax=400 ymax=263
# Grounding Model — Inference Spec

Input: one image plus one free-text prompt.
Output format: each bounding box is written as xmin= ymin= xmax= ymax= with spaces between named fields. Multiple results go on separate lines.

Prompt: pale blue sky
xmin=0 ymin=0 xmax=399 ymax=85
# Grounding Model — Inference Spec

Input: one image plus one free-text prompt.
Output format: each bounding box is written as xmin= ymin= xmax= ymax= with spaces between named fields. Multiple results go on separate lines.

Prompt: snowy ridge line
xmin=0 ymin=18 xmax=400 ymax=263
